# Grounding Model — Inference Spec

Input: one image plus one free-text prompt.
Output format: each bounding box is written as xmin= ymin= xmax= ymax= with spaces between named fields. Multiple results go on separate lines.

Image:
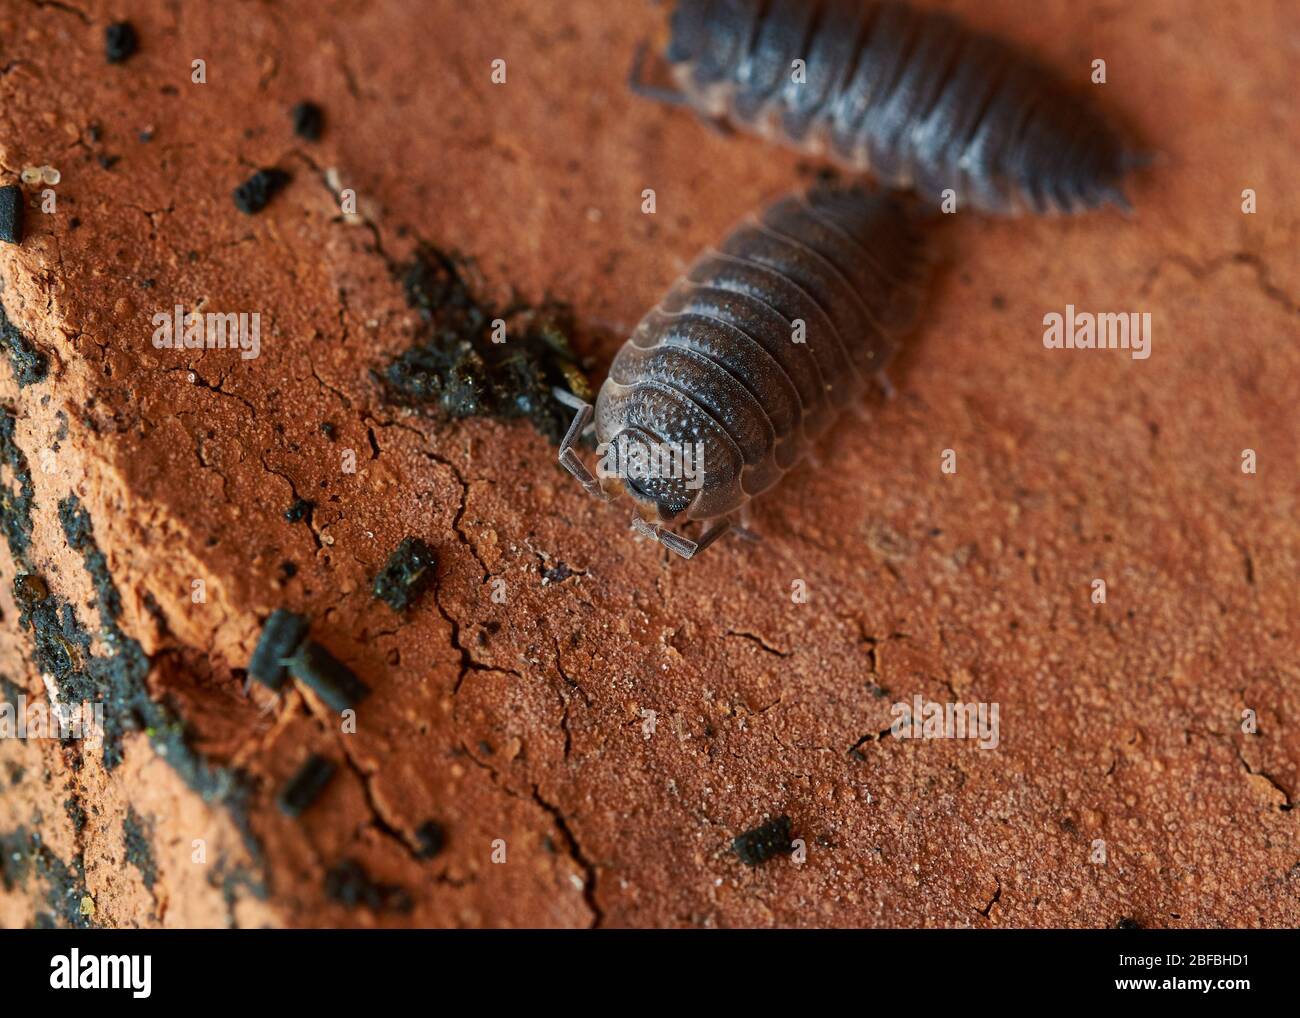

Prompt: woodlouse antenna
xmin=556 ymin=394 xmax=611 ymax=501
xmin=627 ymin=39 xmax=688 ymax=107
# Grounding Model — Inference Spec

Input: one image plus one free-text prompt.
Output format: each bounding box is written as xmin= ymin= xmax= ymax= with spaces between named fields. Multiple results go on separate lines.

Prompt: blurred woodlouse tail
xmin=635 ymin=0 xmax=1150 ymax=216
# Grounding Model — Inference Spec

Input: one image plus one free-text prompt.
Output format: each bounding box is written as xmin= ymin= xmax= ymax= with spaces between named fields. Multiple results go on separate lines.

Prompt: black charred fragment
xmin=277 ymin=754 xmax=337 ymax=817
xmin=324 ymin=859 xmax=412 ymax=913
xmin=288 ymin=640 xmax=370 ymax=711
xmin=105 ymin=22 xmax=139 ymax=64
xmin=56 ymin=496 xmax=241 ymax=807
xmin=232 ymin=168 xmax=291 ymax=215
xmin=372 ymin=537 xmax=436 ymax=613
xmin=13 ymin=573 xmax=48 ymax=609
xmin=732 ymin=815 xmax=794 ymax=866
xmin=0 ymin=184 xmax=23 ymax=244
xmin=378 ymin=244 xmax=592 ymax=444
xmin=0 ymin=302 xmax=49 ymax=387
xmin=284 ymin=497 xmax=313 ymax=523
xmin=123 ymin=806 xmax=157 ymax=890
xmin=59 ymin=497 xmax=127 ymax=625
xmin=64 ymin=798 xmax=86 ymax=834
xmin=248 ymin=608 xmax=309 ymax=690
xmin=0 ymin=829 xmax=30 ymax=891
xmin=414 ymin=820 xmax=446 ymax=859
xmin=291 ymin=101 xmax=324 ymax=141
xmin=542 ymin=562 xmax=572 ymax=585
xmin=0 ymin=409 xmax=37 ymax=559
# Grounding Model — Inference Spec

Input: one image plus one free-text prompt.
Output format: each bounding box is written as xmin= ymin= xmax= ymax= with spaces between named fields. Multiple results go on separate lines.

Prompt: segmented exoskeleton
xmin=633 ymin=0 xmax=1144 ymax=214
xmin=557 ymin=184 xmax=926 ymax=558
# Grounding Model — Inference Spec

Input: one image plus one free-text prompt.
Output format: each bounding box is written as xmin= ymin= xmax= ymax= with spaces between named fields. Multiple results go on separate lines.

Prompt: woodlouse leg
xmin=627 ymin=39 xmax=734 ymax=136
xmin=627 ymin=41 xmax=688 ymax=106
xmin=553 ymin=386 xmax=596 ymax=436
xmin=631 ymin=515 xmax=732 ymax=560
xmin=733 ymin=505 xmax=761 ymax=543
xmin=558 ymin=400 xmax=608 ymax=500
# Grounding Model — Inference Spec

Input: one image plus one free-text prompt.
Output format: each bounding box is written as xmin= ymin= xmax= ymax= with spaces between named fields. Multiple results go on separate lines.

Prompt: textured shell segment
xmin=664 ymin=0 xmax=1140 ymax=214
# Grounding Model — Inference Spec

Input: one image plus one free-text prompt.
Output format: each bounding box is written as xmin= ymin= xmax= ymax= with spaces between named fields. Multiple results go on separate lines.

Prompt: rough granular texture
xmin=0 ymin=0 xmax=1296 ymax=930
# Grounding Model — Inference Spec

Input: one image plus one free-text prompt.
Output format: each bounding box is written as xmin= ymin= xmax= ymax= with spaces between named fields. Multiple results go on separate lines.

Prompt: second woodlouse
xmin=632 ymin=0 xmax=1145 ymax=215
xmin=558 ymin=183 xmax=926 ymax=558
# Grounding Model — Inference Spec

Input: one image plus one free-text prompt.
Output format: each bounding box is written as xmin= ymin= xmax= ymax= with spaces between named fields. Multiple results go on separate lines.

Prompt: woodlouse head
xmin=602 ymin=425 xmax=698 ymax=524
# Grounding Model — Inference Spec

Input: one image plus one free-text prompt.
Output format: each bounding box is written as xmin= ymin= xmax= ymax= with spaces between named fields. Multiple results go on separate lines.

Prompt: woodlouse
xmin=558 ymin=184 xmax=926 ymax=558
xmin=632 ymin=0 xmax=1144 ymax=215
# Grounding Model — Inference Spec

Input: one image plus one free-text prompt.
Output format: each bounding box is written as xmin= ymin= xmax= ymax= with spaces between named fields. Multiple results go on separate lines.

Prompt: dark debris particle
xmin=232 ymin=168 xmax=291 ymax=215
xmin=0 ymin=185 xmax=23 ymax=245
xmin=372 ymin=536 xmax=436 ymax=613
xmin=324 ymin=859 xmax=412 ymax=913
xmin=291 ymin=101 xmax=324 ymax=142
xmin=64 ymin=798 xmax=86 ymax=834
xmin=319 ymin=422 xmax=336 ymax=440
xmin=378 ymin=244 xmax=592 ymax=444
xmin=1114 ymin=917 xmax=1144 ymax=930
xmin=96 ymin=154 xmax=120 ymax=171
xmin=414 ymin=820 xmax=446 ymax=859
xmin=283 ymin=497 xmax=313 ymax=523
xmin=288 ymin=640 xmax=371 ymax=712
xmin=277 ymin=754 xmax=337 ymax=818
xmin=733 ymin=815 xmax=794 ymax=866
xmin=541 ymin=562 xmax=572 ymax=585
xmin=0 ymin=300 xmax=48 ymax=386
xmin=123 ymin=806 xmax=156 ymax=890
xmin=248 ymin=609 xmax=309 ymax=690
xmin=105 ymin=22 xmax=139 ymax=64
xmin=13 ymin=573 xmax=48 ymax=609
